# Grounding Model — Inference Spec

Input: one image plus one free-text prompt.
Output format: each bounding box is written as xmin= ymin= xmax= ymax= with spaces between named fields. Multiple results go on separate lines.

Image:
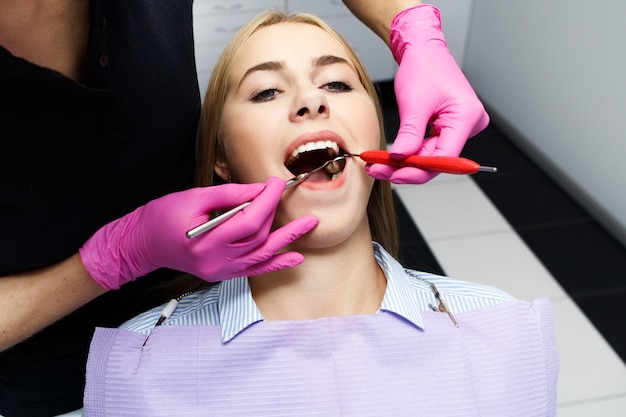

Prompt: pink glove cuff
xmin=390 ymin=5 xmax=445 ymax=63
xmin=79 ymin=207 xmax=147 ymax=290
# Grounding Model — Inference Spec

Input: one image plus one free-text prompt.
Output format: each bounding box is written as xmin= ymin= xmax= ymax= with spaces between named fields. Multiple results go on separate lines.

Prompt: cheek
xmin=223 ymin=142 xmax=268 ymax=184
xmin=350 ymin=99 xmax=381 ymax=149
xmin=222 ymin=131 xmax=286 ymax=185
xmin=220 ymin=107 xmax=273 ymax=182
xmin=359 ymin=170 xmax=376 ymax=204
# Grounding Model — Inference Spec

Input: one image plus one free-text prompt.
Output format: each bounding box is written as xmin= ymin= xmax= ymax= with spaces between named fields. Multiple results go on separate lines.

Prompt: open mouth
xmin=285 ymin=140 xmax=347 ymax=181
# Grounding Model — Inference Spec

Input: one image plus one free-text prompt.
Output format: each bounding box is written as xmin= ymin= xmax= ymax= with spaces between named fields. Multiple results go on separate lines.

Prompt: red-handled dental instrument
xmin=351 ymin=150 xmax=497 ymax=175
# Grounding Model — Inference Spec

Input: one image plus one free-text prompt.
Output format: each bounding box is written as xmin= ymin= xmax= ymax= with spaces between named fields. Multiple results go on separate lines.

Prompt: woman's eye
xmin=251 ymin=88 xmax=280 ymax=102
xmin=323 ymin=81 xmax=353 ymax=93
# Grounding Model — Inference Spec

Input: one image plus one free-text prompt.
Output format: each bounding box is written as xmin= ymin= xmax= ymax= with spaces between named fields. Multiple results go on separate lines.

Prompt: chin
xmin=294 ymin=217 xmax=369 ymax=253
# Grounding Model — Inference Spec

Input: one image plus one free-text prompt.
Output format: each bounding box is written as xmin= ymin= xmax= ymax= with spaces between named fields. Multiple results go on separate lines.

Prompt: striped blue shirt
xmin=122 ymin=243 xmax=515 ymax=342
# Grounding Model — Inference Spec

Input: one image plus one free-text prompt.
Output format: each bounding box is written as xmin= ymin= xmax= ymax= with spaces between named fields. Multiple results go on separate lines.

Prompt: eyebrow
xmin=238 ymin=55 xmax=352 ymax=87
xmin=313 ymin=54 xmax=350 ymax=67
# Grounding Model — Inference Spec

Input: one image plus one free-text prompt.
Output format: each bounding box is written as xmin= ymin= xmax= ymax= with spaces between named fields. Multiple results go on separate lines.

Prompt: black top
xmin=0 ymin=1 xmax=200 ymax=415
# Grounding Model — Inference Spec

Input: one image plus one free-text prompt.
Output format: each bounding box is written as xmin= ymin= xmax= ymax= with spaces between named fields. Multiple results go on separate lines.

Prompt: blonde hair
xmin=197 ymin=11 xmax=398 ymax=256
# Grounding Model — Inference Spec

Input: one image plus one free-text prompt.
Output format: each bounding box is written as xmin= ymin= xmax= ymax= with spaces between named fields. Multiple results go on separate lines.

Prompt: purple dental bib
xmin=85 ymin=299 xmax=557 ymax=416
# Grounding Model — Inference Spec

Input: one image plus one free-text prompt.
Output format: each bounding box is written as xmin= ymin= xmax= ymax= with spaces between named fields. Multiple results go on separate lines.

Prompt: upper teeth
xmin=291 ymin=140 xmax=339 ymax=158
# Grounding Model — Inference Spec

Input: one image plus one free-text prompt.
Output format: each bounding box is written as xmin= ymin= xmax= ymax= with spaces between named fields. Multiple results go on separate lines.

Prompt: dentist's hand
xmin=80 ymin=177 xmax=318 ymax=290
xmin=366 ymin=5 xmax=489 ymax=184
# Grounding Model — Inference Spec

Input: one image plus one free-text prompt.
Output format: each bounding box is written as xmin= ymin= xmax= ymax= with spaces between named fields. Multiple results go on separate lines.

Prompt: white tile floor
xmin=394 ymin=175 xmax=626 ymax=416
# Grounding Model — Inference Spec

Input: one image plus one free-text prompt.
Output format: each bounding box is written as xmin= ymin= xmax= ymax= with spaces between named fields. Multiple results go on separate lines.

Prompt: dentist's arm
xmin=0 ymin=254 xmax=105 ymax=352
xmin=1 ymin=178 xmax=317 ymax=351
xmin=342 ymin=0 xmax=422 ymax=44
xmin=343 ymin=0 xmax=490 ymax=184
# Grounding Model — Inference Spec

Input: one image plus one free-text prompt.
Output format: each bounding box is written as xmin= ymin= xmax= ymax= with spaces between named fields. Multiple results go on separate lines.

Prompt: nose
xmin=290 ymin=87 xmax=330 ymax=121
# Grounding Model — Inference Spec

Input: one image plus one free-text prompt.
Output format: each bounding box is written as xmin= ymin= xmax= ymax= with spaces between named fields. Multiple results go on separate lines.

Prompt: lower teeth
xmin=324 ymin=160 xmax=342 ymax=176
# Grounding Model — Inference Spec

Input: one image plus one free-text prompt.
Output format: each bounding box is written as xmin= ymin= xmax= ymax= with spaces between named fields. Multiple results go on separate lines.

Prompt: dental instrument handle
xmin=185 ymin=175 xmax=307 ymax=239
xmin=186 ymin=201 xmax=252 ymax=239
xmin=357 ymin=150 xmax=497 ymax=174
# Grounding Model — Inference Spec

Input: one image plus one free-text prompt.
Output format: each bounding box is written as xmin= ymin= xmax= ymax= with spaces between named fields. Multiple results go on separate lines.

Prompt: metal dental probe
xmin=185 ymin=156 xmax=349 ymax=239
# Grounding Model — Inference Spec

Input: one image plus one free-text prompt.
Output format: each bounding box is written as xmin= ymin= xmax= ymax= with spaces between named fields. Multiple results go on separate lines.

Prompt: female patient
xmin=84 ymin=11 xmax=558 ymax=416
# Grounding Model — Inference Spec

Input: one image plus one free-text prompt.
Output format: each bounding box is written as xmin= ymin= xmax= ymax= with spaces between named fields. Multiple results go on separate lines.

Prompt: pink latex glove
xmin=365 ymin=5 xmax=490 ymax=184
xmin=80 ymin=177 xmax=318 ymax=290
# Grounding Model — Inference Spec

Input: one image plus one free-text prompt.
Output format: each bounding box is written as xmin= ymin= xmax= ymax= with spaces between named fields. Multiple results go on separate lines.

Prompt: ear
xmin=213 ymin=157 xmax=231 ymax=182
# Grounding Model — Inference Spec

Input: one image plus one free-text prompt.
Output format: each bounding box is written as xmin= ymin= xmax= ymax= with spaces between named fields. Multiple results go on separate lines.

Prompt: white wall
xmin=464 ymin=1 xmax=626 ymax=246
xmin=430 ymin=0 xmax=473 ymax=67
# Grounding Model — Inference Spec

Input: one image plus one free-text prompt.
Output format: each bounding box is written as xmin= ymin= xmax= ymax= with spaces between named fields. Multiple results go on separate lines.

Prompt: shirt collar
xmin=218 ymin=277 xmax=264 ymax=343
xmin=217 ymin=242 xmax=425 ymax=343
xmin=373 ymin=242 xmax=426 ymax=330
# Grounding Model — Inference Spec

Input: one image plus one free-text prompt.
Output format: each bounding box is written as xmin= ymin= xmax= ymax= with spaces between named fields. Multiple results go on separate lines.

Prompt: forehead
xmin=233 ymin=22 xmax=350 ymax=70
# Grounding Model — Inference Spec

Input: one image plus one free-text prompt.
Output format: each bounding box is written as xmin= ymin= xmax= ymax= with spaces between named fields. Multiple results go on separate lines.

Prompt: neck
xmin=249 ymin=228 xmax=387 ymax=321
xmin=0 ymin=0 xmax=90 ymax=82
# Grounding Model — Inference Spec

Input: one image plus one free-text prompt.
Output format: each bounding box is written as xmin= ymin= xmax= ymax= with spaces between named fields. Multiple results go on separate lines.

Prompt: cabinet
xmin=193 ymin=0 xmax=286 ymax=95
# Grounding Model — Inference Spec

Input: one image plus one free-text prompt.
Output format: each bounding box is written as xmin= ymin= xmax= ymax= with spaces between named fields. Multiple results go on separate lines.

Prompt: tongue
xmin=307 ymin=170 xmax=329 ymax=182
